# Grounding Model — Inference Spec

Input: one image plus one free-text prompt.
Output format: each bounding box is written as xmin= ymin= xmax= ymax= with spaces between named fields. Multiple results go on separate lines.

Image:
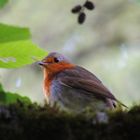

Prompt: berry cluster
xmin=71 ymin=0 xmax=95 ymax=24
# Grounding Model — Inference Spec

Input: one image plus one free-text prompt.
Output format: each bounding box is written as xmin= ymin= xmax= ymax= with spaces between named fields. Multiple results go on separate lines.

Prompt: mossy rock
xmin=0 ymin=102 xmax=140 ymax=140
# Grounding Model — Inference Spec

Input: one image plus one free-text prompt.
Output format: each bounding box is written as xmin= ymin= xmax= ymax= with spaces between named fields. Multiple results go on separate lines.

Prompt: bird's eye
xmin=54 ymin=57 xmax=59 ymax=63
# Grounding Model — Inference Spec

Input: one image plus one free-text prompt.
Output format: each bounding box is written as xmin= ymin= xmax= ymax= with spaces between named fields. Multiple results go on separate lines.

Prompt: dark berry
xmin=71 ymin=5 xmax=82 ymax=14
xmin=78 ymin=12 xmax=86 ymax=24
xmin=84 ymin=1 xmax=95 ymax=10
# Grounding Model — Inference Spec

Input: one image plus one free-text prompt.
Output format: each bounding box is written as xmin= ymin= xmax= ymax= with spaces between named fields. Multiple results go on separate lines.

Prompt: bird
xmin=38 ymin=52 xmax=126 ymax=113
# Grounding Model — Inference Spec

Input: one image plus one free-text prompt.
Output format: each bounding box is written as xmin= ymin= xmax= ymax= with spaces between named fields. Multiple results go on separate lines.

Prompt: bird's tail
xmin=116 ymin=99 xmax=128 ymax=109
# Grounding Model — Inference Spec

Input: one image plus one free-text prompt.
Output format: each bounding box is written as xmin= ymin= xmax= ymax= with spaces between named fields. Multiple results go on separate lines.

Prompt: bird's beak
xmin=38 ymin=61 xmax=47 ymax=67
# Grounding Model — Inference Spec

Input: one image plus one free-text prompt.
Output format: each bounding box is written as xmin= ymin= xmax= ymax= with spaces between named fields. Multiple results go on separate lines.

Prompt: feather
xmin=59 ymin=77 xmax=116 ymax=100
xmin=56 ymin=66 xmax=127 ymax=108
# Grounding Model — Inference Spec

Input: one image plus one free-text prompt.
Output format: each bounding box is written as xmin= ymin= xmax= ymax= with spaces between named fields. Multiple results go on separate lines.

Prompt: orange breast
xmin=43 ymin=62 xmax=75 ymax=97
xmin=43 ymin=73 xmax=52 ymax=97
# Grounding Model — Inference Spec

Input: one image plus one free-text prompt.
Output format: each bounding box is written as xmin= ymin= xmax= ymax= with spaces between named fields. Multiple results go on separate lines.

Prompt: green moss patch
xmin=0 ymin=101 xmax=140 ymax=140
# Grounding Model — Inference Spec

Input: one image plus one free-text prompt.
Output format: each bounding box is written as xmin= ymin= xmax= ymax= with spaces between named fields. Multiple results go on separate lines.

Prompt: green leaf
xmin=0 ymin=0 xmax=8 ymax=9
xmin=0 ymin=23 xmax=30 ymax=43
xmin=0 ymin=83 xmax=31 ymax=105
xmin=0 ymin=23 xmax=47 ymax=68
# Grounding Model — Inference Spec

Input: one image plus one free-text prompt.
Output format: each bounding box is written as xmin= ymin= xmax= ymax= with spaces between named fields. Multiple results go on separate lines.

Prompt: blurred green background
xmin=0 ymin=0 xmax=140 ymax=106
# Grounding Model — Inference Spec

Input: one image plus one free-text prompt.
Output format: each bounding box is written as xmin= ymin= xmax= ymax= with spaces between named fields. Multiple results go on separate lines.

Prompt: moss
xmin=0 ymin=101 xmax=140 ymax=140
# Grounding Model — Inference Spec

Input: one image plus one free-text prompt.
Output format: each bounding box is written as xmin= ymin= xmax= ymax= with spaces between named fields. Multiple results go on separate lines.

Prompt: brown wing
xmin=58 ymin=77 xmax=116 ymax=101
xmin=56 ymin=66 xmax=127 ymax=108
xmin=58 ymin=66 xmax=102 ymax=83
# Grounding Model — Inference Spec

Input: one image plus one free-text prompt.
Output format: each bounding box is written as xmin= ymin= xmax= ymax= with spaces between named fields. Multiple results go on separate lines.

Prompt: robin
xmin=38 ymin=52 xmax=126 ymax=113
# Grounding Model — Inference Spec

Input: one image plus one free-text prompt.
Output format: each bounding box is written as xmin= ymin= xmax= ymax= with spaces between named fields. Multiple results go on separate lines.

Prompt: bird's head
xmin=38 ymin=52 xmax=75 ymax=75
